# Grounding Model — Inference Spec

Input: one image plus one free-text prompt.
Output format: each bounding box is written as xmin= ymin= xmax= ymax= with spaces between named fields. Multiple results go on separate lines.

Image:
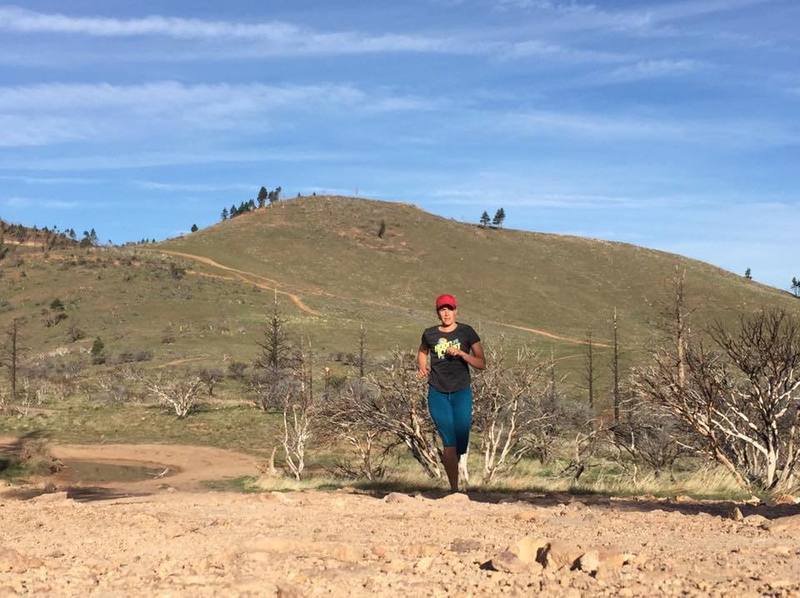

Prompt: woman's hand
xmin=445 ymin=346 xmax=464 ymax=358
xmin=417 ymin=365 xmax=429 ymax=379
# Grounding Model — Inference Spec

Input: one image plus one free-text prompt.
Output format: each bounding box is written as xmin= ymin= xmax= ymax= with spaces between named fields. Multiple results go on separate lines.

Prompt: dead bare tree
xmin=612 ymin=308 xmax=620 ymax=423
xmin=141 ymin=372 xmax=203 ymax=418
xmin=473 ymin=343 xmax=551 ymax=484
xmin=357 ymin=322 xmax=367 ymax=378
xmin=275 ymin=341 xmax=318 ymax=480
xmin=633 ymin=308 xmax=800 ymax=493
xmin=584 ymin=329 xmax=597 ymax=410
xmin=0 ymin=319 xmax=25 ymax=403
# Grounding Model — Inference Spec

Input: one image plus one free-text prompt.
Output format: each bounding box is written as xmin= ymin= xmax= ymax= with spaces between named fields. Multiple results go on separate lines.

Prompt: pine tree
xmin=90 ymin=336 xmax=105 ymax=365
xmin=492 ymin=208 xmax=506 ymax=228
xmin=255 ymin=292 xmax=291 ymax=372
xmin=191 ymin=224 xmax=198 ymax=233
xmin=257 ymin=186 xmax=268 ymax=208
xmin=792 ymin=277 xmax=800 ymax=297
xmin=744 ymin=268 xmax=752 ymax=280
xmin=230 ymin=204 xmax=238 ymax=218
xmin=221 ymin=208 xmax=228 ymax=221
xmin=480 ymin=211 xmax=490 ymax=228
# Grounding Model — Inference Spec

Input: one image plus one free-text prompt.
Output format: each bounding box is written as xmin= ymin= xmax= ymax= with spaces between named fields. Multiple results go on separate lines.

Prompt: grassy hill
xmin=2 ymin=195 xmax=799 ymax=407
xmin=161 ymin=195 xmax=798 ymax=349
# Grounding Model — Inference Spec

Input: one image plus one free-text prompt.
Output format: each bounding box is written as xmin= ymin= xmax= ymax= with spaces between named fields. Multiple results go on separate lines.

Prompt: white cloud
xmin=0 ymin=81 xmax=443 ymax=147
xmin=133 ymin=180 xmax=256 ymax=192
xmin=0 ymin=6 xmax=468 ymax=55
xmin=0 ymin=148 xmax=356 ymax=172
xmin=0 ymin=174 xmax=99 ymax=184
xmin=491 ymin=109 xmax=796 ymax=147
xmin=499 ymin=39 xmax=629 ymax=63
xmin=2 ymin=196 xmax=82 ymax=209
xmin=603 ymin=59 xmax=702 ymax=83
xmin=494 ymin=0 xmax=778 ymax=37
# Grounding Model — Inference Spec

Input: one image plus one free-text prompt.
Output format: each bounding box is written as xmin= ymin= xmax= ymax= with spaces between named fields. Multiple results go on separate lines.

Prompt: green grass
xmin=206 ymin=458 xmax=751 ymax=502
xmin=0 ymin=395 xmax=282 ymax=455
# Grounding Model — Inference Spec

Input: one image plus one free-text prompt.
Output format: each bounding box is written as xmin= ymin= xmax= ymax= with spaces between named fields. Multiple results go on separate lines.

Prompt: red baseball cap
xmin=435 ymin=294 xmax=457 ymax=309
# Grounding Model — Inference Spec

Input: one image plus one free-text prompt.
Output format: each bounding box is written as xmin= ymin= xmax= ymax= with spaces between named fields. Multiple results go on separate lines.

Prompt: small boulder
xmin=743 ymin=514 xmax=769 ymax=527
xmin=449 ymin=539 xmax=482 ymax=554
xmin=383 ymin=492 xmax=414 ymax=504
xmin=0 ymin=548 xmax=44 ymax=573
xmin=487 ymin=550 xmax=528 ymax=574
xmin=30 ymin=491 xmax=69 ymax=503
xmin=439 ymin=492 xmax=471 ymax=504
xmin=510 ymin=536 xmax=549 ymax=565
xmin=765 ymin=514 xmax=800 ymax=534
xmin=576 ymin=550 xmax=600 ymax=574
xmin=415 ymin=556 xmax=435 ymax=571
xmin=725 ymin=505 xmax=743 ymax=521
xmin=576 ymin=548 xmax=633 ymax=578
xmin=538 ymin=541 xmax=584 ymax=570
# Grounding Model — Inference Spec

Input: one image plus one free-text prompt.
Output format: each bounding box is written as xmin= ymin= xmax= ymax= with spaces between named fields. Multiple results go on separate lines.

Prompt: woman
xmin=417 ymin=293 xmax=486 ymax=492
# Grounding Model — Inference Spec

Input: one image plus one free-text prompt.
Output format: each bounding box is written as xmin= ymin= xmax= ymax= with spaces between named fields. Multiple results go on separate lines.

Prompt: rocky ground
xmin=2 ymin=442 xmax=800 ymax=596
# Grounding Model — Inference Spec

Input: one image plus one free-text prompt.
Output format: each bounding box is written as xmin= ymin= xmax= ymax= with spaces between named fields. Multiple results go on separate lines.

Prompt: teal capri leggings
xmin=427 ymin=385 xmax=473 ymax=455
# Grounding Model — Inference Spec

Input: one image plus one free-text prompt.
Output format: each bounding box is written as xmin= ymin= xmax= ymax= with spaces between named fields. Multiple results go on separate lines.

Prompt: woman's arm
xmin=417 ymin=344 xmax=430 ymax=379
xmin=447 ymin=341 xmax=486 ymax=370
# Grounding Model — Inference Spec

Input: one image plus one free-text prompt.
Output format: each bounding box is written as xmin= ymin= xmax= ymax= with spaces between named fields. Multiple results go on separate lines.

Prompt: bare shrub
xmin=322 ymin=379 xmax=392 ymax=481
xmin=2 ymin=432 xmax=63 ymax=475
xmin=140 ymin=372 xmax=203 ymax=418
xmin=473 ymin=343 xmax=551 ymax=484
xmin=610 ymin=394 xmax=688 ymax=483
xmin=326 ymin=352 xmax=442 ymax=479
xmin=633 ymin=308 xmax=800 ymax=494
xmin=198 ymin=368 xmax=224 ymax=397
xmin=227 ymin=360 xmax=248 ymax=381
xmin=92 ymin=368 xmax=143 ymax=404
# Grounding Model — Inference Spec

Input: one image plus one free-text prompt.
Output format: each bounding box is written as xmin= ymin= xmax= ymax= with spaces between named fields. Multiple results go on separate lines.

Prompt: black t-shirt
xmin=420 ymin=323 xmax=481 ymax=392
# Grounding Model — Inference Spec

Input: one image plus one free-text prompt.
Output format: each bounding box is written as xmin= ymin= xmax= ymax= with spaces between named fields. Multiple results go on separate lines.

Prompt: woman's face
xmin=437 ymin=305 xmax=456 ymax=327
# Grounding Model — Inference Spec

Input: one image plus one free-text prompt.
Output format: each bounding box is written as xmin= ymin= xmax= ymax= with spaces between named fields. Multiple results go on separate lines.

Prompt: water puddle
xmin=57 ymin=459 xmax=175 ymax=483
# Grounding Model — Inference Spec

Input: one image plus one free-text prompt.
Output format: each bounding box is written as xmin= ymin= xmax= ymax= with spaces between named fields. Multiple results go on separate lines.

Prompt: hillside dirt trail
xmin=157 ymin=249 xmax=321 ymax=316
xmin=2 ymin=436 xmax=800 ymax=596
xmin=156 ymin=249 xmax=600 ymax=347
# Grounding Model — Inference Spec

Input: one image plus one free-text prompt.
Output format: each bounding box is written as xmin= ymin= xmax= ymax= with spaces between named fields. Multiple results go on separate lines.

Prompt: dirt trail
xmin=157 ymin=249 xmax=321 ymax=316
xmin=2 ymin=438 xmax=799 ymax=596
xmin=157 ymin=356 xmax=207 ymax=369
xmin=490 ymin=321 xmax=611 ymax=348
xmin=156 ymin=249 xmax=601 ymax=347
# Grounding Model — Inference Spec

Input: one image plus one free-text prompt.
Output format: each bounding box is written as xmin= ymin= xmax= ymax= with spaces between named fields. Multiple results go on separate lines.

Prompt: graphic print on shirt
xmin=434 ymin=337 xmax=461 ymax=359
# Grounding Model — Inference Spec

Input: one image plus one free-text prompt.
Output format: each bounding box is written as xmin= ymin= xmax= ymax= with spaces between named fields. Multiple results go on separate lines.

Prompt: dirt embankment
xmin=2 ymin=439 xmax=800 ymax=596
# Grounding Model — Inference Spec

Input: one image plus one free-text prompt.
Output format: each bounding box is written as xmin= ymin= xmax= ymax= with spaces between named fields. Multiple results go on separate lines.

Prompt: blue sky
xmin=0 ymin=0 xmax=798 ymax=289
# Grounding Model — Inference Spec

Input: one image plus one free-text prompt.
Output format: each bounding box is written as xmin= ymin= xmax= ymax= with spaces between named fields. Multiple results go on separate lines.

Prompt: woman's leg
xmin=451 ymin=387 xmax=474 ymax=456
xmin=427 ymin=387 xmax=459 ymax=491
